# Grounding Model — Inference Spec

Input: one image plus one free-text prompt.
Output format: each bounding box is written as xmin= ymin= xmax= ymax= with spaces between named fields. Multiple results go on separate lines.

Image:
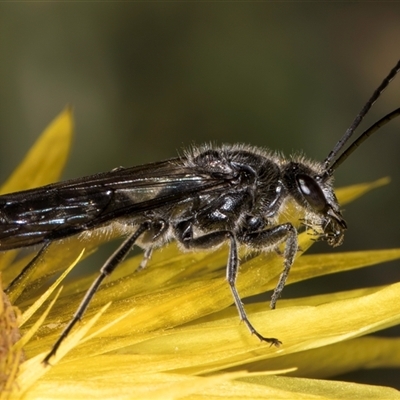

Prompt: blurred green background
xmin=1 ymin=2 xmax=400 ymax=387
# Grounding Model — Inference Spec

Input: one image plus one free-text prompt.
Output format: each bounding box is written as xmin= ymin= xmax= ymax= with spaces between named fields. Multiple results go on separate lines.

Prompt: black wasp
xmin=3 ymin=60 xmax=400 ymax=364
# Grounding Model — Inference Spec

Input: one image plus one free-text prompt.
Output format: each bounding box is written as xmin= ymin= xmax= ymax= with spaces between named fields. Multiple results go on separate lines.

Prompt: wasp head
xmin=283 ymin=159 xmax=347 ymax=247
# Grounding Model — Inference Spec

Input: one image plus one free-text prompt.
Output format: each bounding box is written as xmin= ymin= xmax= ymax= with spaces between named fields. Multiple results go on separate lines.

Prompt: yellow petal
xmin=335 ymin=177 xmax=390 ymax=205
xmin=239 ymin=336 xmax=400 ymax=379
xmin=0 ymin=106 xmax=73 ymax=195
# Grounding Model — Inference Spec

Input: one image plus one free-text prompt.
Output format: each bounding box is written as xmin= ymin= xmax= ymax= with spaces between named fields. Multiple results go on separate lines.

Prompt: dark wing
xmin=0 ymin=158 xmax=231 ymax=250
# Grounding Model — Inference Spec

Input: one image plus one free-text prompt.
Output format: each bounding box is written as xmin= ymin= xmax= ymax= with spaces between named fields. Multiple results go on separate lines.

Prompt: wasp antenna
xmin=324 ymin=107 xmax=400 ymax=177
xmin=324 ymin=59 xmax=400 ymax=171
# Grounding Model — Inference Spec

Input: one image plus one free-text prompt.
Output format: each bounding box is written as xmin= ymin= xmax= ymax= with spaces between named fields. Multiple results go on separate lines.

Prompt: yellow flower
xmin=1 ymin=109 xmax=400 ymax=399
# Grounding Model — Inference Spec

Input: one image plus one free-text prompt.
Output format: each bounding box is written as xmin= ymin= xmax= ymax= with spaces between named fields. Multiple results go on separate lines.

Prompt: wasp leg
xmin=43 ymin=222 xmax=151 ymax=365
xmin=136 ymin=246 xmax=153 ymax=271
xmin=6 ymin=241 xmax=51 ymax=302
xmin=239 ymin=223 xmax=298 ymax=309
xmin=174 ymin=222 xmax=281 ymax=346
xmin=225 ymin=231 xmax=282 ymax=346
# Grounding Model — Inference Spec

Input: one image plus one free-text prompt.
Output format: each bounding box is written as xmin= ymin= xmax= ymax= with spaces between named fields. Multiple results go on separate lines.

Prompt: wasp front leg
xmin=238 ymin=223 xmax=298 ymax=309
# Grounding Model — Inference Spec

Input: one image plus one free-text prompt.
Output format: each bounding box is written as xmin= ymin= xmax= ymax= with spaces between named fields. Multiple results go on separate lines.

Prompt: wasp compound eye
xmin=296 ymin=174 xmax=328 ymax=212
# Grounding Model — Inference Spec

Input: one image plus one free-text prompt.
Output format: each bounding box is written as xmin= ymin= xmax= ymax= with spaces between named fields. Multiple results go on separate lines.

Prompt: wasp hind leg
xmin=43 ymin=221 xmax=152 ymax=365
xmin=6 ymin=241 xmax=51 ymax=302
